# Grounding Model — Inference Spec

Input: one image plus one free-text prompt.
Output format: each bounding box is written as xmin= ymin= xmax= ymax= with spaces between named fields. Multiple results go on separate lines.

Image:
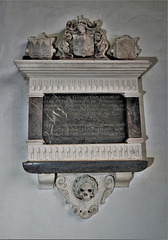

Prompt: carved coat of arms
xmin=73 ymin=34 xmax=94 ymax=57
xmin=58 ymin=15 xmax=109 ymax=58
xmin=27 ymin=32 xmax=55 ymax=59
xmin=111 ymin=35 xmax=141 ymax=59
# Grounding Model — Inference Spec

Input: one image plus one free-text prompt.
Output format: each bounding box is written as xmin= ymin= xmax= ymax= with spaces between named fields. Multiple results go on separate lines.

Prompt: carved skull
xmin=73 ymin=175 xmax=98 ymax=201
xmin=78 ymin=182 xmax=94 ymax=201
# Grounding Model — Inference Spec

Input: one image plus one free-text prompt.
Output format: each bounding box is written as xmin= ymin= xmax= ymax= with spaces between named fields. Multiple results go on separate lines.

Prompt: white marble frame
xmin=15 ymin=59 xmax=151 ymax=162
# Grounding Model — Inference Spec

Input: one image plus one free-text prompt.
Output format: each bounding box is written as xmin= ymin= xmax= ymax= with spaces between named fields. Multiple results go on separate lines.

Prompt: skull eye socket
xmin=80 ymin=188 xmax=84 ymax=192
xmin=88 ymin=189 xmax=92 ymax=192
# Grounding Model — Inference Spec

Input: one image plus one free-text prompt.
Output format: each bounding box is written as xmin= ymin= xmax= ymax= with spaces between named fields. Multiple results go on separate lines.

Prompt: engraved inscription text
xmin=43 ymin=94 xmax=127 ymax=144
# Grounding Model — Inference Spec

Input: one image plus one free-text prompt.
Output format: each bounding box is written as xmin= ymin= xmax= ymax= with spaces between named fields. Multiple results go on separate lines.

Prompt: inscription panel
xmin=43 ymin=94 xmax=128 ymax=144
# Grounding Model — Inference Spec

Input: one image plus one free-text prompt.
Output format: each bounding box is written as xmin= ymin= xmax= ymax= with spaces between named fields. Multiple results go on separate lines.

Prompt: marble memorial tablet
xmin=43 ymin=94 xmax=128 ymax=144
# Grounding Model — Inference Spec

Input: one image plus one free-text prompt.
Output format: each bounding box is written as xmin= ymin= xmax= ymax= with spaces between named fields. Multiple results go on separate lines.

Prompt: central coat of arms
xmin=58 ymin=15 xmax=109 ymax=58
xmin=73 ymin=34 xmax=94 ymax=57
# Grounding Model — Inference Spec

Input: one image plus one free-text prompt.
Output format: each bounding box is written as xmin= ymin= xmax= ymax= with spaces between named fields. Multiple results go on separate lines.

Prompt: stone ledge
xmin=23 ymin=160 xmax=148 ymax=174
xmin=14 ymin=59 xmax=151 ymax=78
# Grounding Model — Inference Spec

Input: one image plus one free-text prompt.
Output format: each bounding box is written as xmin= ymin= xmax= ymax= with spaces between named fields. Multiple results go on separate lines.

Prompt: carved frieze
xmin=27 ymin=143 xmax=142 ymax=161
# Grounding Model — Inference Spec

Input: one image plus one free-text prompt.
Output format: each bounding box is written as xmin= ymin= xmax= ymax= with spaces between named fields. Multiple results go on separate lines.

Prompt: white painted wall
xmin=0 ymin=0 xmax=167 ymax=239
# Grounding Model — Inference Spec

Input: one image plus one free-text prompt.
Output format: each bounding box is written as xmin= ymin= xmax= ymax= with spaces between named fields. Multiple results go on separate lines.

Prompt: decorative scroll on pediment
xmin=58 ymin=15 xmax=109 ymax=58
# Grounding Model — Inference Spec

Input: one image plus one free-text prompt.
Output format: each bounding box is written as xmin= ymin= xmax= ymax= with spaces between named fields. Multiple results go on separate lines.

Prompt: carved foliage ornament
xmin=58 ymin=15 xmax=109 ymax=58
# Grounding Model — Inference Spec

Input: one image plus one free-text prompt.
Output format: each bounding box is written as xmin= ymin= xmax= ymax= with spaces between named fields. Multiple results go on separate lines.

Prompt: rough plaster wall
xmin=0 ymin=0 xmax=167 ymax=239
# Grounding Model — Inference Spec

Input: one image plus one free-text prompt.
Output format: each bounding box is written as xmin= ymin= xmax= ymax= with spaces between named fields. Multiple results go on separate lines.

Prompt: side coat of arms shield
xmin=111 ymin=35 xmax=141 ymax=59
